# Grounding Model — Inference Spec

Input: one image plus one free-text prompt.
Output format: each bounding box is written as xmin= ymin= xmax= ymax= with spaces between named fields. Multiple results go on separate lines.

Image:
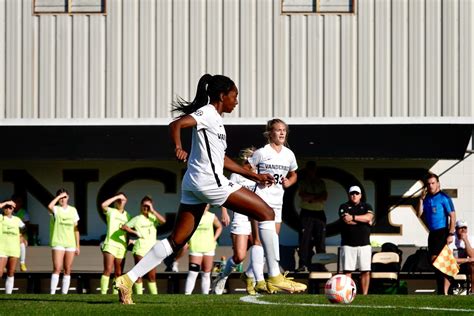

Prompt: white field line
xmin=240 ymin=295 xmax=474 ymax=313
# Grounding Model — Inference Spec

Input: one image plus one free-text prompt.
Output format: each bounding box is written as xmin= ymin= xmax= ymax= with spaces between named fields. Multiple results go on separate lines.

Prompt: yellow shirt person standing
xmin=122 ymin=196 xmax=166 ymax=294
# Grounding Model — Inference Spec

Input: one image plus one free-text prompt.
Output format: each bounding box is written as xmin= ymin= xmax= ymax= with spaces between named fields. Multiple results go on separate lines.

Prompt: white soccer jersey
xmin=229 ymin=173 xmax=256 ymax=222
xmin=182 ymin=104 xmax=230 ymax=191
xmin=249 ymin=144 xmax=298 ymax=208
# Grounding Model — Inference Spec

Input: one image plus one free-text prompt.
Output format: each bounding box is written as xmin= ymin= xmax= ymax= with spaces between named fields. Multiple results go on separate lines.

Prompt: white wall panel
xmin=0 ymin=0 xmax=5 ymax=118
xmin=55 ymin=16 xmax=72 ymax=118
xmin=425 ymin=0 xmax=442 ymax=116
xmin=442 ymin=0 xmax=459 ymax=116
xmin=459 ymin=0 xmax=474 ymax=117
xmin=5 ymin=0 xmax=21 ymax=118
xmin=0 ymin=0 xmax=472 ymax=121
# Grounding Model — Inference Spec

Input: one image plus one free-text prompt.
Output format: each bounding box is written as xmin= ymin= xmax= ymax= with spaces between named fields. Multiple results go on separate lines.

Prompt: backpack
xmin=401 ymin=247 xmax=435 ymax=273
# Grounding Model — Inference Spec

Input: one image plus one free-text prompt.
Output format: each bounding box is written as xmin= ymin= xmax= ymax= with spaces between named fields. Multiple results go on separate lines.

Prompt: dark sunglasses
xmin=349 ymin=192 xmax=360 ymax=195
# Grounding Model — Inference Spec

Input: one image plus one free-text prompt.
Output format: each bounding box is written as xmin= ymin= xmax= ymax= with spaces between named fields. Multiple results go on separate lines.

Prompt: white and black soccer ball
xmin=324 ymin=274 xmax=357 ymax=304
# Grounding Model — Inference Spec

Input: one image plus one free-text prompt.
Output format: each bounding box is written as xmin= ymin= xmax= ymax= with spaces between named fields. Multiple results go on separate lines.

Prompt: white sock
xmin=20 ymin=243 xmax=26 ymax=264
xmin=200 ymin=272 xmax=211 ymax=294
xmin=258 ymin=221 xmax=281 ymax=277
xmin=5 ymin=276 xmax=14 ymax=294
xmin=250 ymin=245 xmax=265 ymax=281
xmin=245 ymin=247 xmax=255 ymax=279
xmin=184 ymin=271 xmax=198 ymax=295
xmin=50 ymin=273 xmax=60 ymax=294
xmin=128 ymin=239 xmax=173 ymax=283
xmin=222 ymin=257 xmax=236 ymax=277
xmin=61 ymin=275 xmax=71 ymax=294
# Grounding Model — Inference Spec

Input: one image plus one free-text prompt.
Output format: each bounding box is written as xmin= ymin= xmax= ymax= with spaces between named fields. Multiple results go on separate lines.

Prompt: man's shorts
xmin=340 ymin=245 xmax=372 ymax=272
xmin=181 ymin=182 xmax=242 ymax=206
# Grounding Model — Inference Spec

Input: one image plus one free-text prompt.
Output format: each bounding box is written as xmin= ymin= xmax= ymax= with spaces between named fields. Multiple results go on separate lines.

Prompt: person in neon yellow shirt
xmin=48 ymin=188 xmax=80 ymax=295
xmin=100 ymin=192 xmax=131 ymax=294
xmin=184 ymin=204 xmax=222 ymax=294
xmin=0 ymin=199 xmax=25 ymax=294
xmin=121 ymin=196 xmax=166 ymax=295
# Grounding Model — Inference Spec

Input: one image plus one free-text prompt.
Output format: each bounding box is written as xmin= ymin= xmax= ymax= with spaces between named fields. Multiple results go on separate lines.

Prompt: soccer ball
xmin=324 ymin=274 xmax=357 ymax=304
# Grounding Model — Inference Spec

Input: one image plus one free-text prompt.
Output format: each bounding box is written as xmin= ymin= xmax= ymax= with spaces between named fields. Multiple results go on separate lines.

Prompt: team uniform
xmin=229 ymin=173 xmax=256 ymax=235
xmin=50 ymin=205 xmax=80 ymax=251
xmin=102 ymin=207 xmax=131 ymax=259
xmin=0 ymin=215 xmax=25 ymax=258
xmin=125 ymin=213 xmax=160 ymax=257
xmin=249 ymin=144 xmax=298 ymax=223
xmin=423 ymin=191 xmax=455 ymax=257
xmin=181 ymin=104 xmax=241 ymax=206
xmin=338 ymin=201 xmax=374 ymax=272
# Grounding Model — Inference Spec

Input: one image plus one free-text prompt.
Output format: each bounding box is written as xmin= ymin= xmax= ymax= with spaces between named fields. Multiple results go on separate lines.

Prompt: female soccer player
xmin=121 ymin=196 xmax=166 ymax=295
xmin=48 ymin=189 xmax=80 ymax=294
xmin=100 ymin=193 xmax=131 ymax=294
xmin=115 ymin=74 xmax=306 ymax=304
xmin=246 ymin=118 xmax=298 ymax=293
xmin=0 ymin=200 xmax=24 ymax=294
xmin=184 ymin=204 xmax=222 ymax=294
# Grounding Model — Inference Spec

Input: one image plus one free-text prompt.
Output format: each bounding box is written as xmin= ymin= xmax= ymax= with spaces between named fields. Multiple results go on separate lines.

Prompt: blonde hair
xmin=263 ymin=118 xmax=289 ymax=146
xmin=239 ymin=146 xmax=255 ymax=161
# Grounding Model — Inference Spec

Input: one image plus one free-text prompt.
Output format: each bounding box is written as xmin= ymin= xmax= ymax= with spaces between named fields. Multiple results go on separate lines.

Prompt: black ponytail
xmin=172 ymin=74 xmax=235 ymax=116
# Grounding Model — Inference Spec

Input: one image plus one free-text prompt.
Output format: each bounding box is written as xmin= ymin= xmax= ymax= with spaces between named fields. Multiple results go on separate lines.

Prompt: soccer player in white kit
xmin=247 ymin=119 xmax=299 ymax=293
xmin=114 ymin=74 xmax=306 ymax=304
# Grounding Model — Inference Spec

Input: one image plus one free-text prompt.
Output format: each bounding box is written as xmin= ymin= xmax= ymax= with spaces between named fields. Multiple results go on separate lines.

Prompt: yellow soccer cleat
xmin=114 ymin=274 xmax=134 ymax=305
xmin=266 ymin=272 xmax=307 ymax=294
xmin=240 ymin=273 xmax=256 ymax=295
xmin=254 ymin=280 xmax=270 ymax=294
xmin=20 ymin=263 xmax=28 ymax=272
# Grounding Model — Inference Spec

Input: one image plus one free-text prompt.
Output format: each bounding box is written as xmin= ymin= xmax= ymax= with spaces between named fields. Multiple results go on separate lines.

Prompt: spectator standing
xmin=338 ymin=185 xmax=374 ymax=295
xmin=296 ymin=161 xmax=328 ymax=272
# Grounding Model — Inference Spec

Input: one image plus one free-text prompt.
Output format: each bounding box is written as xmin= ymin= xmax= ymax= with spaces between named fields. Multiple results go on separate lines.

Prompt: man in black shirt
xmin=338 ymin=185 xmax=374 ymax=295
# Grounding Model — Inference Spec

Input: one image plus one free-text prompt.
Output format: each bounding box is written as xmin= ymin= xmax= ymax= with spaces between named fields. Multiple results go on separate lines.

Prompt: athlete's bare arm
xmin=224 ymin=155 xmax=274 ymax=186
xmin=169 ymin=115 xmax=197 ymax=162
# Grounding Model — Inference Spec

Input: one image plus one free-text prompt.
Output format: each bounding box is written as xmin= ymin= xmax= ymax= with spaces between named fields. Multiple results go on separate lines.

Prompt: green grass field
xmin=0 ymin=294 xmax=473 ymax=315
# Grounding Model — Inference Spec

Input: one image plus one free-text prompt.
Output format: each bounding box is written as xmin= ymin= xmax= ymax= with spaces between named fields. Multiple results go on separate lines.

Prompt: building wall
xmin=0 ymin=0 xmax=473 ymax=120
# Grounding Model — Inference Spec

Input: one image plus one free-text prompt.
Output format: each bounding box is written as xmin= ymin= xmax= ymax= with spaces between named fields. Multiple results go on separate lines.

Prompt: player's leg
xmin=61 ymin=250 xmax=75 ymax=294
xmin=200 ymin=254 xmax=214 ymax=294
xmin=20 ymin=237 xmax=27 ymax=271
xmin=184 ymin=254 xmax=203 ymax=295
xmin=132 ymin=255 xmax=143 ymax=294
xmin=51 ymin=249 xmax=65 ymax=294
xmin=115 ymin=203 xmax=207 ymax=304
xmin=224 ymin=188 xmax=306 ymax=293
xmin=248 ymin=219 xmax=267 ymax=293
xmin=100 ymin=252 xmax=114 ymax=294
xmin=145 ymin=258 xmax=158 ymax=295
xmin=5 ymin=257 xmax=17 ymax=294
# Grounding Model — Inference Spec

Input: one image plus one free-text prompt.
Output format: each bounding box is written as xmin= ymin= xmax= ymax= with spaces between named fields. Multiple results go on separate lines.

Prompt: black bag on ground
xmin=401 ymin=247 xmax=435 ymax=273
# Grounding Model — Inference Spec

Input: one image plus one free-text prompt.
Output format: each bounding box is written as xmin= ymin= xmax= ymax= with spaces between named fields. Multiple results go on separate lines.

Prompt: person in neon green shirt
xmin=0 ymin=199 xmax=25 ymax=294
xmin=121 ymin=196 xmax=166 ymax=294
xmin=48 ymin=188 xmax=80 ymax=295
xmin=100 ymin=192 xmax=131 ymax=294
xmin=184 ymin=204 xmax=222 ymax=295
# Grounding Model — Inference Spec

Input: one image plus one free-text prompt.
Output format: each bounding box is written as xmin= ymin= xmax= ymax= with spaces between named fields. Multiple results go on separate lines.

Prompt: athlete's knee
xmin=233 ymin=254 xmax=245 ymax=264
xmin=189 ymin=263 xmax=201 ymax=272
xmin=167 ymin=237 xmax=186 ymax=253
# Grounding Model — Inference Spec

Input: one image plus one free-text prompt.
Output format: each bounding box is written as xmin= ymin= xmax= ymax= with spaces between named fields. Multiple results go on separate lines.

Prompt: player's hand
xmin=75 ymin=248 xmax=80 ymax=256
xmin=447 ymin=235 xmax=454 ymax=244
xmin=175 ymin=147 xmax=188 ymax=163
xmin=255 ymin=173 xmax=275 ymax=187
xmin=221 ymin=212 xmax=230 ymax=227
xmin=58 ymin=192 xmax=68 ymax=199
xmin=281 ymin=176 xmax=290 ymax=188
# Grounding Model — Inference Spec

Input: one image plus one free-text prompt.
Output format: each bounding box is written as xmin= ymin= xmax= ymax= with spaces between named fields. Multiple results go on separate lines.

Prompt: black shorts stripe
xmin=202 ymin=130 xmax=222 ymax=187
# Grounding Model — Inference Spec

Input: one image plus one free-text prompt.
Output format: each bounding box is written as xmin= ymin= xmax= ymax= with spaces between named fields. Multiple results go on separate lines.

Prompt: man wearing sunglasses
xmin=450 ymin=219 xmax=474 ymax=293
xmin=338 ymin=185 xmax=374 ymax=295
